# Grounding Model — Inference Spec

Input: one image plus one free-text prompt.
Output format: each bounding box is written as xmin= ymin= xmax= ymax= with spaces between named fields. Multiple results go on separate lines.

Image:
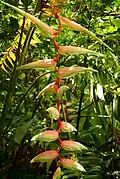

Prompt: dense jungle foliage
xmin=0 ymin=0 xmax=120 ymax=178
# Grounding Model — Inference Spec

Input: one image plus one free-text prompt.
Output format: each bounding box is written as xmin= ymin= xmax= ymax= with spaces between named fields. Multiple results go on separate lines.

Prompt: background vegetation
xmin=0 ymin=0 xmax=120 ymax=178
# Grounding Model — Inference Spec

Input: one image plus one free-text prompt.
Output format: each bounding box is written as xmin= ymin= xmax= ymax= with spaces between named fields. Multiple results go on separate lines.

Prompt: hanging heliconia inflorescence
xmin=1 ymin=0 xmax=113 ymax=178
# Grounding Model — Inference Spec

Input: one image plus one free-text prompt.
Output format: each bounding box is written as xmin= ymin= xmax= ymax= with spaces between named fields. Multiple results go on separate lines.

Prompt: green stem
xmin=61 ymin=102 xmax=71 ymax=139
xmin=76 ymin=88 xmax=85 ymax=136
xmin=76 ymin=80 xmax=86 ymax=136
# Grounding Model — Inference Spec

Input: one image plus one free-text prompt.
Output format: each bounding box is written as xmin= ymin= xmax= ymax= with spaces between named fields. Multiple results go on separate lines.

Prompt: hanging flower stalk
xmin=1 ymin=0 xmax=113 ymax=178
xmin=30 ymin=2 xmax=88 ymax=177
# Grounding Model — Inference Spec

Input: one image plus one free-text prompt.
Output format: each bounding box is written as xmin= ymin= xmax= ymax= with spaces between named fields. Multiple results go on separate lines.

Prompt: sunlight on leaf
xmin=96 ymin=84 xmax=105 ymax=101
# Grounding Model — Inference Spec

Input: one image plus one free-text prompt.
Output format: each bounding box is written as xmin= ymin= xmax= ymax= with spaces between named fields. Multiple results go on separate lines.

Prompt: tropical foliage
xmin=0 ymin=0 xmax=120 ymax=179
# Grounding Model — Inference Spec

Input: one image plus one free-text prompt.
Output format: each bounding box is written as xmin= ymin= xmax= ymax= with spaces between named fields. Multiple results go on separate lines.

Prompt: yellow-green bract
xmin=31 ymin=130 xmax=59 ymax=142
xmin=58 ymin=46 xmax=103 ymax=56
xmin=57 ymin=86 xmax=69 ymax=98
xmin=52 ymin=167 xmax=61 ymax=179
xmin=1 ymin=1 xmax=57 ymax=38
xmin=17 ymin=59 xmax=56 ymax=70
xmin=59 ymin=15 xmax=113 ymax=52
xmin=30 ymin=150 xmax=58 ymax=163
xmin=58 ymin=66 xmax=97 ymax=79
xmin=59 ymin=121 xmax=77 ymax=132
xmin=38 ymin=82 xmax=56 ymax=96
xmin=61 ymin=140 xmax=87 ymax=151
xmin=61 ymin=158 xmax=86 ymax=172
xmin=46 ymin=107 xmax=59 ymax=120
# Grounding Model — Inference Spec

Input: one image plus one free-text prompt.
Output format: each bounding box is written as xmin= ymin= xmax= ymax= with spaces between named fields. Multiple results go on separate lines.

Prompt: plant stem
xmin=76 ymin=81 xmax=86 ymax=136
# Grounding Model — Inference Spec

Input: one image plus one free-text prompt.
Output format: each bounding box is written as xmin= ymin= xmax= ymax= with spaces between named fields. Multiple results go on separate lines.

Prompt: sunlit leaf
xmin=9 ymin=51 xmax=16 ymax=61
xmin=7 ymin=56 xmax=14 ymax=67
xmin=96 ymin=84 xmax=105 ymax=101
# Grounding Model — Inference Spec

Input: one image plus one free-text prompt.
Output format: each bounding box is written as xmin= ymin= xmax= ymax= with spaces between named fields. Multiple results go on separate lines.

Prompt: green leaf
xmin=14 ymin=120 xmax=32 ymax=144
xmin=112 ymin=18 xmax=120 ymax=28
xmin=21 ymin=0 xmax=32 ymax=6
